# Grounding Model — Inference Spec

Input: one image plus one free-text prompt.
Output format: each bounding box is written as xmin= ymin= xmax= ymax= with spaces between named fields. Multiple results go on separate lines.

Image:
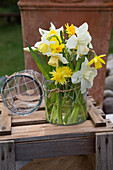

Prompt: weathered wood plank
xmin=0 ymin=102 xmax=11 ymax=135
xmin=96 ymin=132 xmax=113 ymax=170
xmin=12 ymin=110 xmax=46 ymax=126
xmin=0 ymin=140 xmax=15 ymax=170
xmin=15 ymin=135 xmax=95 ymax=161
xmin=21 ymin=155 xmax=95 ymax=170
xmin=12 ymin=99 xmax=46 ymax=126
xmin=87 ymin=97 xmax=106 ymax=127
xmin=0 ymin=120 xmax=113 ymax=142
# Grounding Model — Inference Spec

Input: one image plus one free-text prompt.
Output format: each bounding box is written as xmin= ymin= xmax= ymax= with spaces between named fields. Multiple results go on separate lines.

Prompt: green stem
xmin=45 ymin=100 xmax=49 ymax=122
xmin=57 ymin=84 xmax=63 ymax=124
xmin=64 ymin=48 xmax=73 ymax=70
xmin=67 ymin=106 xmax=79 ymax=124
xmin=74 ymin=89 xmax=87 ymax=120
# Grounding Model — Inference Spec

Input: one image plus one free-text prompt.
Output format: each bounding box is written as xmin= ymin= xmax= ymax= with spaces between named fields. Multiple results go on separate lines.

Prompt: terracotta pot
xmin=18 ymin=0 xmax=113 ymax=105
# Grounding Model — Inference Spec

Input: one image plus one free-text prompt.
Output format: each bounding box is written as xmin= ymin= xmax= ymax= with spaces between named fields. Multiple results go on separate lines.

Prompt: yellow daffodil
xmin=63 ymin=66 xmax=73 ymax=78
xmin=50 ymin=67 xmax=72 ymax=85
xmin=48 ymin=55 xmax=59 ymax=67
xmin=38 ymin=43 xmax=48 ymax=54
xmin=47 ymin=30 xmax=64 ymax=54
xmin=48 ymin=53 xmax=68 ymax=67
xmin=87 ymin=54 xmax=106 ymax=69
xmin=65 ymin=23 xmax=75 ymax=37
xmin=50 ymin=68 xmax=66 ymax=85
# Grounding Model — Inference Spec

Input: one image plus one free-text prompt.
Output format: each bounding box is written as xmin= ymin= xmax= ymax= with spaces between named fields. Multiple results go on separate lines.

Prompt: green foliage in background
xmin=0 ymin=20 xmax=24 ymax=77
xmin=0 ymin=0 xmax=19 ymax=13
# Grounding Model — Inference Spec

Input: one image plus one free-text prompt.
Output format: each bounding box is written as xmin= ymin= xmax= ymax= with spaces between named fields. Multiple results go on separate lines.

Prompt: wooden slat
xmin=21 ymin=155 xmax=95 ymax=170
xmin=96 ymin=132 xmax=113 ymax=170
xmin=87 ymin=97 xmax=106 ymax=127
xmin=15 ymin=134 xmax=95 ymax=161
xmin=12 ymin=110 xmax=46 ymax=126
xmin=0 ymin=120 xmax=113 ymax=142
xmin=0 ymin=101 xmax=11 ymax=135
xmin=0 ymin=140 xmax=15 ymax=170
xmin=12 ymin=99 xmax=46 ymax=126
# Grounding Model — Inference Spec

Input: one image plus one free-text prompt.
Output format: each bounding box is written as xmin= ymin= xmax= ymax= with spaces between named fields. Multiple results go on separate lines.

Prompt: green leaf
xmin=26 ymin=41 xmax=50 ymax=80
xmin=60 ymin=31 xmax=65 ymax=44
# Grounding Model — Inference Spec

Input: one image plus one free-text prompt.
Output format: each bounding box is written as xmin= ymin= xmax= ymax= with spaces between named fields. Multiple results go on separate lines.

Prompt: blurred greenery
xmin=0 ymin=0 xmax=19 ymax=13
xmin=0 ymin=19 xmax=24 ymax=77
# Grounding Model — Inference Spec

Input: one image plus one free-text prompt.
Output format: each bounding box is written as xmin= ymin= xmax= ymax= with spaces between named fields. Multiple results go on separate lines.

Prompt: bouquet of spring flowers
xmin=24 ymin=22 xmax=106 ymax=125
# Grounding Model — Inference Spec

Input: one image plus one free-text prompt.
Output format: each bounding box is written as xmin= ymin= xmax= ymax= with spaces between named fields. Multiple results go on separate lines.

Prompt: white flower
xmin=35 ymin=34 xmax=50 ymax=48
xmin=66 ymin=22 xmax=92 ymax=60
xmin=34 ymin=23 xmax=64 ymax=55
xmin=34 ymin=34 xmax=51 ymax=54
xmin=71 ymin=57 xmax=97 ymax=94
xmin=39 ymin=22 xmax=63 ymax=36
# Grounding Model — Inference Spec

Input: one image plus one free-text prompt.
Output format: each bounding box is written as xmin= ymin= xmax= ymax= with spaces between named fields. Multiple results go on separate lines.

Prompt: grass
xmin=0 ymin=19 xmax=24 ymax=77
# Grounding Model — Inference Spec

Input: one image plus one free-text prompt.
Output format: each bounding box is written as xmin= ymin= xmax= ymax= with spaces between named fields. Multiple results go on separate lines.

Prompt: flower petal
xmin=99 ymin=58 xmax=106 ymax=64
xmin=81 ymin=78 xmax=90 ymax=94
xmin=59 ymin=56 xmax=68 ymax=64
xmin=76 ymin=22 xmax=88 ymax=36
xmin=66 ymin=35 xmax=77 ymax=49
xmin=94 ymin=60 xmax=102 ymax=69
xmin=99 ymin=54 xmax=106 ymax=58
xmin=87 ymin=58 xmax=94 ymax=66
xmin=71 ymin=71 xmax=82 ymax=84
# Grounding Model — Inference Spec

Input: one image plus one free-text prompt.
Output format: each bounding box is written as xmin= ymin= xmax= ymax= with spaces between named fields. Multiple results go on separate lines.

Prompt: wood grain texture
xmin=0 ymin=102 xmax=11 ymax=135
xmin=87 ymin=96 xmax=106 ymax=127
xmin=0 ymin=140 xmax=15 ymax=170
xmin=0 ymin=119 xmax=113 ymax=142
xmin=96 ymin=132 xmax=113 ymax=170
xmin=20 ymin=155 xmax=95 ymax=170
xmin=15 ymin=134 xmax=95 ymax=161
xmin=12 ymin=100 xmax=46 ymax=126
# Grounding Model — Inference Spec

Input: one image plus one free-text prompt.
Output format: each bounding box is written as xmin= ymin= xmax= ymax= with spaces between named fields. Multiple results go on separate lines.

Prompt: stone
xmin=103 ymin=97 xmax=113 ymax=114
xmin=104 ymin=76 xmax=113 ymax=91
xmin=104 ymin=90 xmax=113 ymax=98
xmin=106 ymin=68 xmax=110 ymax=77
xmin=106 ymin=54 xmax=113 ymax=76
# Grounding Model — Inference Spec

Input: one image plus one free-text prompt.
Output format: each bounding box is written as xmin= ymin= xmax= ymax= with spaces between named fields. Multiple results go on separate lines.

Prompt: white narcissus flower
xmin=34 ymin=23 xmax=64 ymax=55
xmin=47 ymin=52 xmax=68 ymax=67
xmin=39 ymin=22 xmax=63 ymax=36
xmin=71 ymin=57 xmax=97 ymax=94
xmin=34 ymin=34 xmax=51 ymax=54
xmin=66 ymin=22 xmax=92 ymax=60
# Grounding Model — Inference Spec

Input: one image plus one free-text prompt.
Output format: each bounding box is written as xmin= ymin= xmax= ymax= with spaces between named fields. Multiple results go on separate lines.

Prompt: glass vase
xmin=44 ymin=80 xmax=87 ymax=125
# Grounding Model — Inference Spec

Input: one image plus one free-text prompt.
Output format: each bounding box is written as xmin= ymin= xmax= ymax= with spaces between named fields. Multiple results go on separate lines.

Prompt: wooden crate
xmin=0 ymin=95 xmax=113 ymax=170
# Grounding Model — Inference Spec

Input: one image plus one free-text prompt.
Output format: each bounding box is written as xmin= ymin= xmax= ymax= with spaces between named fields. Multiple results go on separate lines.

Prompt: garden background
xmin=0 ymin=0 xmax=113 ymax=78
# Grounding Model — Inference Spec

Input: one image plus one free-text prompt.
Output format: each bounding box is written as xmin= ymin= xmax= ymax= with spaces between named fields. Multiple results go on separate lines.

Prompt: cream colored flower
xmin=47 ymin=52 xmax=68 ymax=67
xmin=39 ymin=22 xmax=63 ymax=36
xmin=71 ymin=57 xmax=97 ymax=93
xmin=66 ymin=22 xmax=92 ymax=60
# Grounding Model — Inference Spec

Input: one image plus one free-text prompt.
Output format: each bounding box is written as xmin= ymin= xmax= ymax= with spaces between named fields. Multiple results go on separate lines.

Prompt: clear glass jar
xmin=44 ymin=80 xmax=87 ymax=125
